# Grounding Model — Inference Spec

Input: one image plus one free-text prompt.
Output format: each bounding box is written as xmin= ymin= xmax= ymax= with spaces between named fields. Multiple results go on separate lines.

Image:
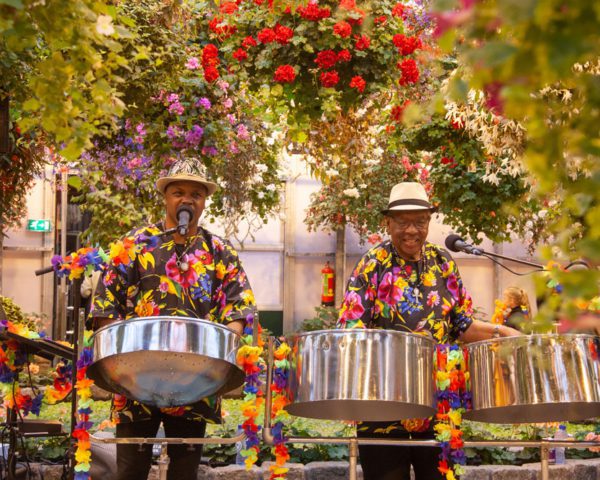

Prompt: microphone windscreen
xmin=444 ymin=234 xmax=463 ymax=252
xmin=176 ymin=205 xmax=194 ymax=220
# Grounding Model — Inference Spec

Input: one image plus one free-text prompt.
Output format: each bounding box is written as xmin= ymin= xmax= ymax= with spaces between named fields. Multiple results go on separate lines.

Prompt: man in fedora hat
xmin=337 ymin=182 xmax=519 ymax=480
xmin=91 ymin=159 xmax=256 ymax=480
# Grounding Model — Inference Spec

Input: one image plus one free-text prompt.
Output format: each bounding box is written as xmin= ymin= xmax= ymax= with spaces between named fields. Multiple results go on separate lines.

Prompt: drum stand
xmin=262 ymin=338 xmax=600 ymax=480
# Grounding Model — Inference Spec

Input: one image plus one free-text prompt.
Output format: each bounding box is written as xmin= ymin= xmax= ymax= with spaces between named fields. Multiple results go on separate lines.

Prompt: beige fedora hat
xmin=156 ymin=157 xmax=218 ymax=196
xmin=381 ymin=182 xmax=437 ymax=214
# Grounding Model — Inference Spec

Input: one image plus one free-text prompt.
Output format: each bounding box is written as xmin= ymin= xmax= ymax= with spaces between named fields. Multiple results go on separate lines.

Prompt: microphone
xmin=444 ymin=234 xmax=484 ymax=256
xmin=176 ymin=205 xmax=194 ymax=236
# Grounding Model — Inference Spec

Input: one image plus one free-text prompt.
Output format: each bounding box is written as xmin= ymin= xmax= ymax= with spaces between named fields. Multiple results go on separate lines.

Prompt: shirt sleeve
xmin=336 ymin=255 xmax=376 ymax=329
xmin=209 ymin=240 xmax=256 ymax=324
xmin=447 ymin=260 xmax=474 ymax=340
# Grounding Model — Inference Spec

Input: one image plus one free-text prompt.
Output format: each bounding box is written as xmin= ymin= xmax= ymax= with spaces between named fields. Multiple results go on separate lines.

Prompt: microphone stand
xmin=477 ymin=250 xmax=544 ymax=270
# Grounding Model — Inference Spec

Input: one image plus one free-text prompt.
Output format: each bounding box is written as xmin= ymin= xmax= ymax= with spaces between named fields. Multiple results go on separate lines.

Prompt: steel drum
xmin=464 ymin=334 xmax=600 ymax=423
xmin=87 ymin=316 xmax=244 ymax=407
xmin=285 ymin=329 xmax=436 ymax=421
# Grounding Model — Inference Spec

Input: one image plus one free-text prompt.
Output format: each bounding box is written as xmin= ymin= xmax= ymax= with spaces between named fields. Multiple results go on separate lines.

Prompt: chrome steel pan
xmin=464 ymin=334 xmax=600 ymax=423
xmin=285 ymin=329 xmax=436 ymax=421
xmin=87 ymin=316 xmax=244 ymax=407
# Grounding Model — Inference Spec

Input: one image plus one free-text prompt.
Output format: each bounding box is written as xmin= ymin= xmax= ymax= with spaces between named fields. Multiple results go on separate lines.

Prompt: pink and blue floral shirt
xmin=337 ymin=240 xmax=473 ymax=433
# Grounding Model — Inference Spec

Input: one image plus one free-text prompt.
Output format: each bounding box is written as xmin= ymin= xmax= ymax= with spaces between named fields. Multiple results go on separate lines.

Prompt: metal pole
xmin=57 ymin=171 xmax=68 ymax=340
xmin=157 ymin=443 xmax=170 ymax=480
xmin=348 ymin=437 xmax=358 ymax=480
xmin=263 ymin=337 xmax=275 ymax=445
xmin=540 ymin=441 xmax=549 ymax=480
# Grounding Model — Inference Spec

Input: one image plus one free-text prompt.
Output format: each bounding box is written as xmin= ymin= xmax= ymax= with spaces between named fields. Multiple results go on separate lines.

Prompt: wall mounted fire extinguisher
xmin=321 ymin=261 xmax=335 ymax=306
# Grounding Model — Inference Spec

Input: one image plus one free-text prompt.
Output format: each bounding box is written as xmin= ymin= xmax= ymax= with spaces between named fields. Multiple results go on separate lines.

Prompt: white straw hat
xmin=156 ymin=157 xmax=218 ymax=196
xmin=381 ymin=182 xmax=436 ymax=214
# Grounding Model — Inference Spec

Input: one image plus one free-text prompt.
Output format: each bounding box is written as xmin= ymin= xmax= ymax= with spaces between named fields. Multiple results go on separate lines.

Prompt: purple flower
xmin=168 ymin=102 xmax=184 ymax=115
xmin=223 ymin=98 xmax=233 ymax=109
xmin=196 ymin=97 xmax=212 ymax=110
xmin=185 ymin=125 xmax=204 ymax=146
xmin=166 ymin=93 xmax=179 ymax=103
xmin=227 ymin=113 xmax=236 ymax=125
xmin=202 ymin=146 xmax=218 ymax=156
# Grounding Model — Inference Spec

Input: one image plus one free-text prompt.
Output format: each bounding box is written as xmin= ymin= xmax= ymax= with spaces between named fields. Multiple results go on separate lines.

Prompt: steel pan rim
xmin=91 ymin=315 xmax=242 ymax=340
xmin=289 ymin=327 xmax=435 ymax=344
xmin=466 ymin=332 xmax=599 ymax=348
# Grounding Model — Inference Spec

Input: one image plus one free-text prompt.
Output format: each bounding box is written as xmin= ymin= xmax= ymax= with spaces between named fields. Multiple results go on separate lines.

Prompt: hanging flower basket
xmin=207 ymin=0 xmax=428 ymax=129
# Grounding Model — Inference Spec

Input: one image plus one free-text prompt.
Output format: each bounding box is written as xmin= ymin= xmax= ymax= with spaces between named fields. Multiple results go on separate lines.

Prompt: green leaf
xmin=0 ymin=0 xmax=23 ymax=7
xmin=270 ymin=84 xmax=283 ymax=97
xmin=67 ymin=175 xmax=82 ymax=191
xmin=22 ymin=98 xmax=40 ymax=111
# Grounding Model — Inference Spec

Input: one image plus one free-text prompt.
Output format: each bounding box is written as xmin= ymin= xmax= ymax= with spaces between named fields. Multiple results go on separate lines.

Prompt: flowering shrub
xmin=74 ymin=8 xmax=285 ymax=245
xmin=209 ymin=0 xmax=431 ymax=130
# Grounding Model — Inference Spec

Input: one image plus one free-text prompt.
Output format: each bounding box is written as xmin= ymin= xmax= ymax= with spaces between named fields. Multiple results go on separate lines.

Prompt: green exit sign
xmin=27 ymin=219 xmax=52 ymax=232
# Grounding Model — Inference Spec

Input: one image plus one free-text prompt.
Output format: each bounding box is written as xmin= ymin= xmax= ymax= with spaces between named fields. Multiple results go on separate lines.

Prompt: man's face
xmin=164 ymin=180 xmax=208 ymax=231
xmin=385 ymin=210 xmax=431 ymax=260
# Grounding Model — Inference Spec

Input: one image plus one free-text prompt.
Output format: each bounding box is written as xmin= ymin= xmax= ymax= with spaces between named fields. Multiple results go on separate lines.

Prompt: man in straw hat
xmin=91 ymin=158 xmax=256 ymax=480
xmin=337 ymin=182 xmax=520 ymax=480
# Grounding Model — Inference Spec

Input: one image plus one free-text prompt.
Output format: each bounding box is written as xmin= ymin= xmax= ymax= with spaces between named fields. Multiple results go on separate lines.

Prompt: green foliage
xmin=299 ymin=306 xmax=339 ymax=332
xmin=0 ymin=0 xmax=139 ymax=159
xmin=436 ymin=0 xmax=600 ymax=306
xmin=402 ymin=116 xmax=530 ymax=243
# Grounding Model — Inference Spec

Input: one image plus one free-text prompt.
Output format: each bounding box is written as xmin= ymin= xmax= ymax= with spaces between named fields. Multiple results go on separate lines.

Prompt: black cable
xmin=481 ymin=253 xmax=548 ymax=276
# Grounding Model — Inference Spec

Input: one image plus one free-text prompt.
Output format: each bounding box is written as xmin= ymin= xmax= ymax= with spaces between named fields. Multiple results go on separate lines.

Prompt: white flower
xmin=255 ymin=163 xmax=268 ymax=173
xmin=96 ymin=15 xmax=115 ymax=36
xmin=266 ymin=184 xmax=276 ymax=192
xmin=325 ymin=168 xmax=339 ymax=177
xmin=257 ymin=192 xmax=265 ymax=199
xmin=343 ymin=188 xmax=360 ymax=198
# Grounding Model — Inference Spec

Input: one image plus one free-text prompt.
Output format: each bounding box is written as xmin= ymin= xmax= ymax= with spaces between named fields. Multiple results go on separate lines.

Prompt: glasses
xmin=388 ymin=216 xmax=430 ymax=231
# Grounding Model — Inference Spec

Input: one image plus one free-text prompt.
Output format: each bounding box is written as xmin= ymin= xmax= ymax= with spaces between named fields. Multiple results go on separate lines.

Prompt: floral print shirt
xmin=337 ymin=240 xmax=473 ymax=434
xmin=93 ymin=223 xmax=256 ymax=424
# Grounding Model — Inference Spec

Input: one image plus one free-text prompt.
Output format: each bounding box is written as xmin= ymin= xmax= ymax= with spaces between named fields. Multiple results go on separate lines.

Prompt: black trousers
xmin=357 ymin=425 xmax=443 ymax=480
xmin=116 ymin=415 xmax=207 ymax=480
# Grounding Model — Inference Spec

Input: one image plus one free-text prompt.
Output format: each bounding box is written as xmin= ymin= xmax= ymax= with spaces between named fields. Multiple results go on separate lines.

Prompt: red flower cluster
xmin=219 ymin=1 xmax=238 ymax=14
xmin=242 ymin=36 xmax=257 ymax=49
xmin=257 ymin=24 xmax=294 ymax=45
xmin=202 ymin=44 xmax=220 ymax=82
xmin=392 ymin=34 xmax=422 ymax=56
xmin=390 ymin=100 xmax=411 ymax=123
xmin=398 ymin=58 xmax=419 ymax=85
xmin=374 ymin=15 xmax=387 ymax=25
xmin=233 ymin=48 xmax=248 ymax=62
xmin=349 ymin=75 xmax=366 ymax=92
xmin=274 ymin=64 xmax=297 ymax=83
xmin=315 ymin=49 xmax=351 ymax=69
xmin=441 ymin=156 xmax=457 ymax=168
xmin=392 ymin=2 xmax=409 ymax=19
xmin=297 ymin=2 xmax=331 ymax=21
xmin=333 ymin=20 xmax=352 ymax=38
xmin=320 ymin=70 xmax=340 ymax=88
xmin=208 ymin=16 xmax=237 ymax=39
xmin=339 ymin=0 xmax=365 ymax=25
xmin=354 ymin=34 xmax=371 ymax=51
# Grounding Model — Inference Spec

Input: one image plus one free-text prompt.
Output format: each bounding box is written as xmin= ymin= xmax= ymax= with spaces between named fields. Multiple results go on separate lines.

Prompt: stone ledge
xmin=14 ymin=458 xmax=600 ymax=479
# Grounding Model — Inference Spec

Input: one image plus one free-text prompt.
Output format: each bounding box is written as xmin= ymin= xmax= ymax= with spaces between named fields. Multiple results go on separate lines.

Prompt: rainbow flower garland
xmin=0 ymin=319 xmax=73 ymax=418
xmin=51 ymin=246 xmax=107 ymax=280
xmin=434 ymin=344 xmax=470 ymax=480
xmin=73 ymin=330 xmax=95 ymax=480
xmin=269 ymin=341 xmax=291 ymax=479
xmin=236 ymin=314 xmax=265 ymax=469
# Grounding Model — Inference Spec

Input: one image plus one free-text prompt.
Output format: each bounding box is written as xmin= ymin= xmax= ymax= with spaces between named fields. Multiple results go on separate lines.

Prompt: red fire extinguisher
xmin=321 ymin=261 xmax=335 ymax=306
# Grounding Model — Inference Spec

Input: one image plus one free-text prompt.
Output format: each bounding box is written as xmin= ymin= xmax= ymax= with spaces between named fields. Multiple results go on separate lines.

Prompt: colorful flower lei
xmin=0 ymin=319 xmax=73 ymax=417
xmin=269 ymin=341 xmax=291 ymax=479
xmin=236 ymin=313 xmax=265 ymax=469
xmin=434 ymin=344 xmax=471 ymax=480
xmin=491 ymin=299 xmax=508 ymax=325
xmin=51 ymin=246 xmax=108 ymax=280
xmin=72 ymin=330 xmax=95 ymax=480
